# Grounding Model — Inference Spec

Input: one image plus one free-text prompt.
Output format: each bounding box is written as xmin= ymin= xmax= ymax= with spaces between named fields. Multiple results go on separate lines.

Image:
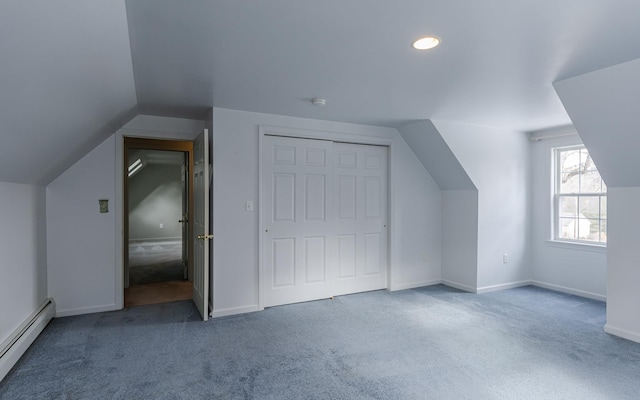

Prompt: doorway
xmin=124 ymin=137 xmax=194 ymax=307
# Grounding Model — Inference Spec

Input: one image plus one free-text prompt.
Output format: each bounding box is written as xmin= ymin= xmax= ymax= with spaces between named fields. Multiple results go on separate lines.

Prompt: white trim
xmin=604 ymin=324 xmax=640 ymax=344
xmin=259 ymin=125 xmax=393 ymax=147
xmin=210 ymin=305 xmax=262 ymax=319
xmin=257 ymin=130 xmax=264 ymax=310
xmin=390 ymin=279 xmax=441 ymax=291
xmin=55 ymin=303 xmax=116 ymax=318
xmin=0 ymin=299 xmax=55 ymax=382
xmin=531 ymin=280 xmax=606 ymax=302
xmin=545 ymin=240 xmax=606 ymax=253
xmin=258 ymin=125 xmax=394 ymax=310
xmin=476 ymin=280 xmax=531 ymax=294
xmin=441 ymin=280 xmax=477 ymax=293
xmin=115 ymin=133 xmax=124 ymax=309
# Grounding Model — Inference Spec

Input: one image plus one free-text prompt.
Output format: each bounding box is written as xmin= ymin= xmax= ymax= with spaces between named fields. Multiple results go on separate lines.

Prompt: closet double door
xmin=263 ymin=135 xmax=387 ymax=307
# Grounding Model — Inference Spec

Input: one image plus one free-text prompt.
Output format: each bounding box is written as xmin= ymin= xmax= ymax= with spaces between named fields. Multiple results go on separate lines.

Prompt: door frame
xmin=257 ymin=125 xmax=394 ymax=310
xmin=122 ymin=137 xmax=194 ymax=293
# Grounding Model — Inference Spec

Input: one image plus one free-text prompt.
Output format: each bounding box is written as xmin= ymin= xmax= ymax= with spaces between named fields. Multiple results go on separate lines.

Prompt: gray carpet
xmin=129 ymin=240 xmax=184 ymax=285
xmin=129 ymin=260 xmax=184 ymax=285
xmin=2 ymin=285 xmax=640 ymax=399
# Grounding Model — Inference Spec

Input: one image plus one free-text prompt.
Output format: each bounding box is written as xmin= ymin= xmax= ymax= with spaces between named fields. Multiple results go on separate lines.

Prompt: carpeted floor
xmin=2 ymin=285 xmax=640 ymax=399
xmin=129 ymin=240 xmax=184 ymax=285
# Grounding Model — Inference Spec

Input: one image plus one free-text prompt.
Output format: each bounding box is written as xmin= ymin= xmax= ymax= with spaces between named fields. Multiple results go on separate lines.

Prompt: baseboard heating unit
xmin=0 ymin=298 xmax=55 ymax=382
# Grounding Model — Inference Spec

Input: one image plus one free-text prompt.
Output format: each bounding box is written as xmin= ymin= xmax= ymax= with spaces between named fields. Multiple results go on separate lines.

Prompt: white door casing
xmin=193 ymin=129 xmax=210 ymax=320
xmin=262 ymin=135 xmax=388 ymax=307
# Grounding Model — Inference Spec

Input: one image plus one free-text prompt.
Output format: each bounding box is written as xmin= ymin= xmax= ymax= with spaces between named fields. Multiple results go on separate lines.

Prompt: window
xmin=554 ymin=146 xmax=606 ymax=245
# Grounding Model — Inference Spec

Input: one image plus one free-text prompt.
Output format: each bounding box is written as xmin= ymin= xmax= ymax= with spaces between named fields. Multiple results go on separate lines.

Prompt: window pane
xmin=600 ymin=219 xmax=608 ymax=242
xmin=581 ymin=149 xmax=596 ymax=172
xmin=561 ymin=150 xmax=581 ymax=173
xmin=559 ymin=196 xmax=577 ymax=218
xmin=581 ymin=218 xmax=600 ymax=241
xmin=559 ymin=217 xmax=578 ymax=240
xmin=581 ymin=171 xmax=602 ymax=193
xmin=554 ymin=146 xmax=606 ymax=244
xmin=560 ymin=172 xmax=580 ymax=193
xmin=578 ymin=196 xmax=600 ymax=219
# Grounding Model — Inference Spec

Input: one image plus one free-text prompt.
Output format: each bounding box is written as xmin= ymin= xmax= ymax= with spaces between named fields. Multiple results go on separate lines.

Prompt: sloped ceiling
xmin=398 ymin=121 xmax=475 ymax=190
xmin=554 ymin=58 xmax=640 ymax=188
xmin=0 ymin=0 xmax=137 ymax=184
xmin=3 ymin=1 xmax=640 ymax=184
xmin=125 ymin=0 xmax=640 ymax=130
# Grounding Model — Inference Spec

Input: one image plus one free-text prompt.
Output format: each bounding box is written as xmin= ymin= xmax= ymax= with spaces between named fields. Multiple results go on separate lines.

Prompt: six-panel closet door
xmin=263 ymin=136 xmax=334 ymax=307
xmin=333 ymin=142 xmax=388 ymax=296
xmin=262 ymin=135 xmax=387 ymax=308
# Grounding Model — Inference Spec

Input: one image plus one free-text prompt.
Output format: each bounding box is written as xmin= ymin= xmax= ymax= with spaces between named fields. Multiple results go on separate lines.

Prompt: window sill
xmin=545 ymin=240 xmax=606 ymax=253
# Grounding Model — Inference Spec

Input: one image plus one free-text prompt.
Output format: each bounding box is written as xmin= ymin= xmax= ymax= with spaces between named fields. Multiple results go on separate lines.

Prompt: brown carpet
xmin=125 ymin=280 xmax=192 ymax=307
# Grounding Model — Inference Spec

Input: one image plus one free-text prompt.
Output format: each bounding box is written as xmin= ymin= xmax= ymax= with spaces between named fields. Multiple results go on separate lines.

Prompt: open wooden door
xmin=193 ymin=129 xmax=210 ymax=320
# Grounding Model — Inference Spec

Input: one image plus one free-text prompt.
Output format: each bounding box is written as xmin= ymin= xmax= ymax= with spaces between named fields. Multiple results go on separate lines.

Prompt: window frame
xmin=552 ymin=145 xmax=607 ymax=247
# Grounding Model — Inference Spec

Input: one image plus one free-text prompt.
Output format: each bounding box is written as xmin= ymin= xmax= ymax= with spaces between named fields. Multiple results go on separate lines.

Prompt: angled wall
xmin=554 ymin=58 xmax=640 ymax=188
xmin=399 ymin=121 xmax=478 ymax=291
xmin=554 ymin=57 xmax=640 ymax=342
xmin=433 ymin=120 xmax=531 ymax=292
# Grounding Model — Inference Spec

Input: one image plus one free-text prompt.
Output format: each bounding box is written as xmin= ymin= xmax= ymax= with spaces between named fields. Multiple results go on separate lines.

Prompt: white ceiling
xmin=2 ymin=0 xmax=640 ymax=184
xmin=126 ymin=0 xmax=640 ymax=129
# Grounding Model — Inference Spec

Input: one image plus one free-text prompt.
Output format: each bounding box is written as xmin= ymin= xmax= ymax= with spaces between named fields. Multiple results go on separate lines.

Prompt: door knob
xmin=179 ymin=219 xmax=188 ymax=223
xmin=197 ymin=234 xmax=214 ymax=240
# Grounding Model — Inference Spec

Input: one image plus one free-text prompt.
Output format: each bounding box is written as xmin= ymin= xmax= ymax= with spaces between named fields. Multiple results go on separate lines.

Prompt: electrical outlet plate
xmin=99 ymin=199 xmax=108 ymax=213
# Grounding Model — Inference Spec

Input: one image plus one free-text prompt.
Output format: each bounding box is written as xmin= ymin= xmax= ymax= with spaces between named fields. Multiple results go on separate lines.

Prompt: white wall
xmin=554 ymin=58 xmax=640 ymax=342
xmin=129 ymin=164 xmax=182 ymax=240
xmin=47 ymin=137 xmax=117 ymax=317
xmin=433 ymin=120 xmax=531 ymax=291
xmin=441 ymin=190 xmax=478 ymax=291
xmin=529 ymin=133 xmax=606 ymax=300
xmin=46 ymin=115 xmax=204 ymax=316
xmin=0 ymin=182 xmax=47 ymax=344
xmin=606 ymin=187 xmax=640 ymax=342
xmin=211 ymin=108 xmax=442 ymax=316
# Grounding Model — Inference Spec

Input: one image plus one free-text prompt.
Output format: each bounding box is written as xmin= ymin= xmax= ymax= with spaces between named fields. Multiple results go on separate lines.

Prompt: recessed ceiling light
xmin=412 ymin=36 xmax=440 ymax=50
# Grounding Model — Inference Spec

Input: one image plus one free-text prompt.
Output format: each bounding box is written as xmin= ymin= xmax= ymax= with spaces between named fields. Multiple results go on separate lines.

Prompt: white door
xmin=333 ymin=142 xmax=388 ymax=296
xmin=193 ymin=129 xmax=210 ymax=320
xmin=262 ymin=136 xmax=388 ymax=307
xmin=263 ymin=136 xmax=334 ymax=307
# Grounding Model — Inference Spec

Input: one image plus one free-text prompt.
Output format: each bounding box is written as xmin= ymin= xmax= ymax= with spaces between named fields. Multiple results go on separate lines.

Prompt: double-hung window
xmin=554 ymin=145 xmax=607 ymax=245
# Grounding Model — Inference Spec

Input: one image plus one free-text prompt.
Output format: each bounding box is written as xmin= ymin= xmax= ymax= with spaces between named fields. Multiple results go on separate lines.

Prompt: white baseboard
xmin=441 ymin=280 xmax=477 ymax=293
xmin=55 ymin=303 xmax=117 ymax=318
xmin=1 ymin=298 xmax=55 ymax=382
xmin=604 ymin=324 xmax=640 ymax=344
xmin=210 ymin=304 xmax=261 ymax=318
xmin=477 ymin=280 xmax=532 ymax=294
xmin=390 ymin=279 xmax=442 ymax=291
xmin=531 ymin=280 xmax=606 ymax=302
